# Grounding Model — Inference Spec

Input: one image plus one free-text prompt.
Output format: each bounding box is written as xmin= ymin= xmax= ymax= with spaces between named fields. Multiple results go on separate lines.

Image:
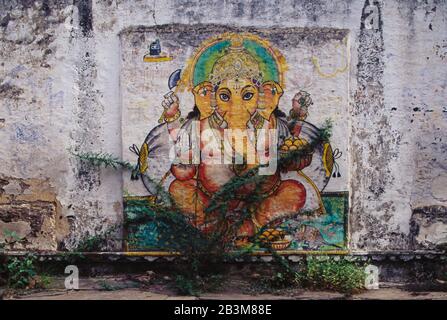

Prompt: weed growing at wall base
xmin=0 ymin=253 xmax=54 ymax=290
xmin=5 ymin=254 xmax=37 ymax=289
xmin=297 ymin=259 xmax=366 ymax=294
xmin=248 ymin=257 xmax=366 ymax=294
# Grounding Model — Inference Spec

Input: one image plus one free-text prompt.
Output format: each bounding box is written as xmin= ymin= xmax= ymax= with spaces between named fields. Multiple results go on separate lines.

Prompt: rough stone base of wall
xmin=3 ymin=251 xmax=446 ymax=286
xmin=0 ymin=176 xmax=69 ymax=251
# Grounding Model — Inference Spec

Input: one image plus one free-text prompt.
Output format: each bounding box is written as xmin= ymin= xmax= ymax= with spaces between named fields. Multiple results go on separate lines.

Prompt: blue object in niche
xmin=149 ymin=39 xmax=161 ymax=56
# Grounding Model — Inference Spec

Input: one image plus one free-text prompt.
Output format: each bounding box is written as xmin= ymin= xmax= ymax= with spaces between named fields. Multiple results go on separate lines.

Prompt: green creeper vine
xmin=70 ymin=120 xmax=365 ymax=295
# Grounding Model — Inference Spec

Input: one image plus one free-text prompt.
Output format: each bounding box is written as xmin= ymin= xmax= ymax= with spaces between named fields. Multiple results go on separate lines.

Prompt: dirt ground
xmin=2 ymin=275 xmax=447 ymax=300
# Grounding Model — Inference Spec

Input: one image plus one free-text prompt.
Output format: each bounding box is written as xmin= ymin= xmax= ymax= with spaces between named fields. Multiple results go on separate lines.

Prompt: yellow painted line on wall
xmin=121 ymin=250 xmax=349 ymax=257
xmin=311 ymin=37 xmax=349 ymax=79
xmin=143 ymin=55 xmax=173 ymax=62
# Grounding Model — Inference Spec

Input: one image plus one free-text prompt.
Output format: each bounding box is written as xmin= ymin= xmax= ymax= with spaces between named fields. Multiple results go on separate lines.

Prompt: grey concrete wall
xmin=0 ymin=0 xmax=446 ymax=253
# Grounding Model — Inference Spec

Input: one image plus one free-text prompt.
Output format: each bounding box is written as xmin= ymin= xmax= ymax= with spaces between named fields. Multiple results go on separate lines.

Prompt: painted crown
xmin=208 ymin=35 xmax=263 ymax=87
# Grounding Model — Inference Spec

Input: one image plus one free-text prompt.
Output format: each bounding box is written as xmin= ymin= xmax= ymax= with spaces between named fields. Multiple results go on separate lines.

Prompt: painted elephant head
xmin=187 ymin=33 xmax=287 ymax=129
xmin=192 ymin=36 xmax=283 ymax=128
xmin=193 ymin=79 xmax=283 ymax=128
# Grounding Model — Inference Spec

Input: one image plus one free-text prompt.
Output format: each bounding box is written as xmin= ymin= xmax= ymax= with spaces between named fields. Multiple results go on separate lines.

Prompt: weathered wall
xmin=0 ymin=0 xmax=446 ymax=253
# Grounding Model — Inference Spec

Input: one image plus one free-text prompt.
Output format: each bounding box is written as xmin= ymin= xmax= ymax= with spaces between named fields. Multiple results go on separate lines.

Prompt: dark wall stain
xmin=72 ymin=0 xmax=100 ymax=193
xmin=0 ymin=83 xmax=24 ymax=100
xmin=41 ymin=0 xmax=51 ymax=16
xmin=355 ymin=0 xmax=387 ymax=199
xmin=0 ymin=13 xmax=10 ymax=27
xmin=0 ymin=0 xmax=71 ymax=11
xmin=120 ymin=24 xmax=349 ymax=48
xmin=351 ymin=0 xmax=409 ymax=250
xmin=75 ymin=0 xmax=93 ymax=37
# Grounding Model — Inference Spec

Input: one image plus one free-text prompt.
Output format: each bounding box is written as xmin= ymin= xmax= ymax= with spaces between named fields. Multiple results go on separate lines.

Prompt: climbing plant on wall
xmin=71 ymin=120 xmax=341 ymax=294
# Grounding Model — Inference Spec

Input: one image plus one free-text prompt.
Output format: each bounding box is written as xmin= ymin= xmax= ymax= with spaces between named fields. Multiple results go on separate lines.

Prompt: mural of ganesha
xmin=124 ymin=32 xmax=347 ymax=252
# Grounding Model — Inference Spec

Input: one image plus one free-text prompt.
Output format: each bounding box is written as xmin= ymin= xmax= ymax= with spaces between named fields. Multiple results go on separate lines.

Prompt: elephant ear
xmin=258 ymin=81 xmax=284 ymax=120
xmin=192 ymin=81 xmax=214 ymax=120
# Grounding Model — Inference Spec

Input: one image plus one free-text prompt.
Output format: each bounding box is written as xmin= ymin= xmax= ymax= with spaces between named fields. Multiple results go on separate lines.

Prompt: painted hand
xmin=159 ymin=91 xmax=180 ymax=123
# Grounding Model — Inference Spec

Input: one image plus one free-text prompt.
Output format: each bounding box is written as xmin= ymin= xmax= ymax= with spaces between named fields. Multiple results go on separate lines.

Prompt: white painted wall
xmin=0 ymin=0 xmax=445 ymax=252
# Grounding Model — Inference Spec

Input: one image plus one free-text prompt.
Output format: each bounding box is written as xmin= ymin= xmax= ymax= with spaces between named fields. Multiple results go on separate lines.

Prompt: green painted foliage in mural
xmin=125 ymin=193 xmax=347 ymax=251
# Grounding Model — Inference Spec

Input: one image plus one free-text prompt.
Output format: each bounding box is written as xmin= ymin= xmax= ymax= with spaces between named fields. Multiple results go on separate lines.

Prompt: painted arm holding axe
xmin=158 ymin=69 xmax=182 ymax=131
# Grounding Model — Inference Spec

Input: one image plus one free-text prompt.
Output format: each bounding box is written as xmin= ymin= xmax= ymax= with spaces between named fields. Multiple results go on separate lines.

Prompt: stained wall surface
xmin=0 ymin=0 xmax=446 ymax=253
